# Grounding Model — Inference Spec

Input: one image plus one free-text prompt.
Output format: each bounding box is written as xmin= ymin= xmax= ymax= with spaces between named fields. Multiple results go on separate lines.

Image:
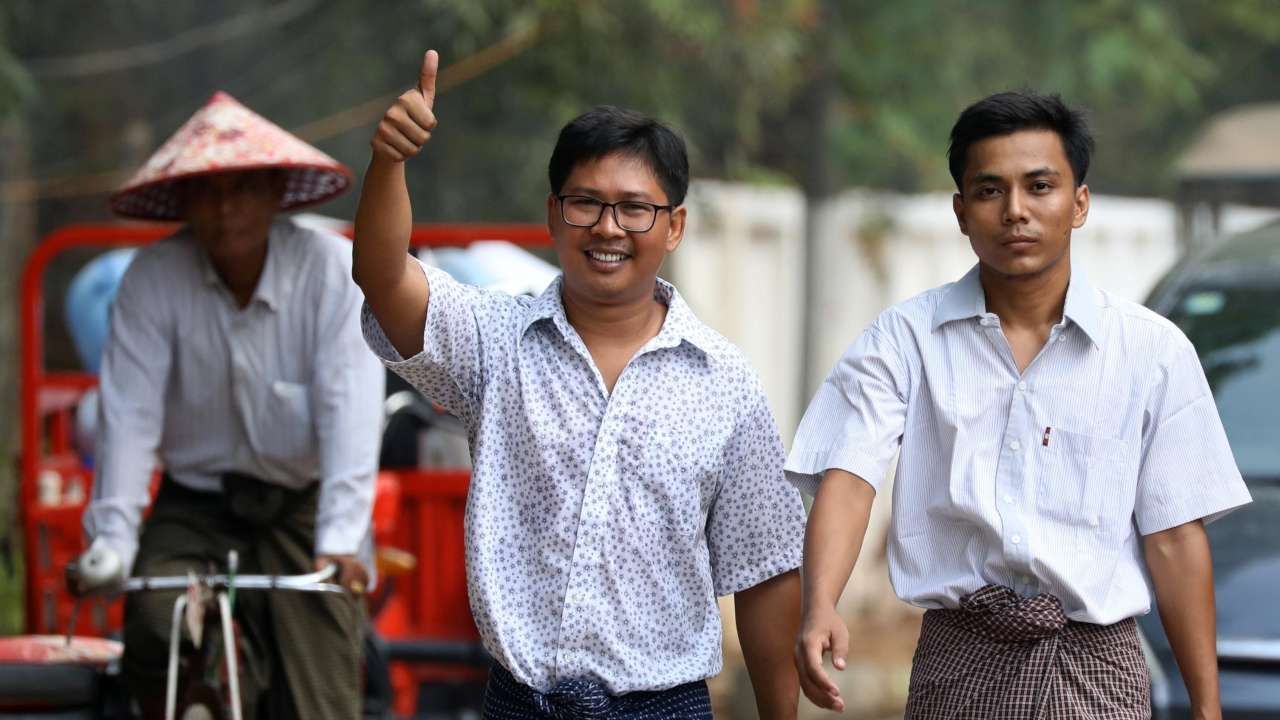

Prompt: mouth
xmin=584 ymin=248 xmax=631 ymax=270
xmin=1001 ymin=235 xmax=1039 ymax=250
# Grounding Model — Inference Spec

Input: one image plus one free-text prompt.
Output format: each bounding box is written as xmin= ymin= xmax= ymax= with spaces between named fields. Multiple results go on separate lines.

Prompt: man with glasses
xmin=352 ymin=50 xmax=806 ymax=719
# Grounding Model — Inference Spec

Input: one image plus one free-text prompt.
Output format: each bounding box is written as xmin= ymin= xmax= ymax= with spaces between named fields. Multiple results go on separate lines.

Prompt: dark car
xmin=1143 ymin=218 xmax=1280 ymax=718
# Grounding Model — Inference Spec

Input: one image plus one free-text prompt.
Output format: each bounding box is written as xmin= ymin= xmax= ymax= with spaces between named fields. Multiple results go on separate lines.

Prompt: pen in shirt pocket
xmin=1042 ymin=426 xmax=1052 ymax=447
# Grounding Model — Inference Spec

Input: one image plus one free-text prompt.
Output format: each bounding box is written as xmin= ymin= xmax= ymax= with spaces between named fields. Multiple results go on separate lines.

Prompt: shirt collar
xmin=931 ymin=262 xmax=1103 ymax=347
xmin=197 ymin=219 xmax=287 ymax=311
xmin=520 ymin=275 xmax=715 ymax=356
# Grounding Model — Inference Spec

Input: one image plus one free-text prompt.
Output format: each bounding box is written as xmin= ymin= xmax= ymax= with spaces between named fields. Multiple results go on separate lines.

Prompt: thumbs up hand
xmin=371 ymin=50 xmax=439 ymax=162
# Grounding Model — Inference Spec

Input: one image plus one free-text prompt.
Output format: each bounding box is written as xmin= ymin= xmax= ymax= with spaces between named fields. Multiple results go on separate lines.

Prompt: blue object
xmin=64 ymin=248 xmax=136 ymax=373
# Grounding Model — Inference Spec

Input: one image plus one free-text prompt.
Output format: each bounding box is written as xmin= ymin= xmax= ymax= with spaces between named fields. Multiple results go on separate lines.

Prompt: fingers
xmin=795 ymin=627 xmax=846 ymax=711
xmin=316 ymin=555 xmax=369 ymax=595
xmin=370 ymin=50 xmax=440 ymax=162
xmin=371 ymin=88 xmax=437 ymax=162
xmin=419 ymin=49 xmax=439 ymax=107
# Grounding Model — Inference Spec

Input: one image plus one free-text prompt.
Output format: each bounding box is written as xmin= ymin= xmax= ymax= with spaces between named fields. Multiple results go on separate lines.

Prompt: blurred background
xmin=2 ymin=1 xmax=1279 ymax=718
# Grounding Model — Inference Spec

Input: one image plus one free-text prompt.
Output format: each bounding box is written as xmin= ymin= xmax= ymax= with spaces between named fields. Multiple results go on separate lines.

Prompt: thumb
xmin=831 ymin=621 xmax=850 ymax=670
xmin=419 ymin=49 xmax=439 ymax=107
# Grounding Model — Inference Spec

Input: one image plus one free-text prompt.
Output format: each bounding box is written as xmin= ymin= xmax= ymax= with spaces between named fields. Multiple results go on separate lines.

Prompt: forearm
xmin=352 ymin=155 xmax=413 ymax=290
xmin=1144 ymin=520 xmax=1220 ymax=717
xmin=352 ymin=156 xmax=430 ymax=357
xmin=802 ymin=469 xmax=875 ymax=613
xmin=736 ymin=569 xmax=802 ymax=719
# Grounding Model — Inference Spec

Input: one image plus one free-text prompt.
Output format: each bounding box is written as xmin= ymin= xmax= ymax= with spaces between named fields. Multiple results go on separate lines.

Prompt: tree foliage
xmin=0 ymin=0 xmax=1277 ymax=232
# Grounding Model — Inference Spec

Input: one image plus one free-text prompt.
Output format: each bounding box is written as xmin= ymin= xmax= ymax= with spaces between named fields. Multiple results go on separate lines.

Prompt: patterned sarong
xmin=482 ymin=664 xmax=713 ymax=719
xmin=905 ymin=585 xmax=1150 ymax=719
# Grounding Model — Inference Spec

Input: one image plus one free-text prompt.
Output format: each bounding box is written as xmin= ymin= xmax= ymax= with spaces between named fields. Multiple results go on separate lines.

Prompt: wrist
xmin=800 ymin=593 xmax=838 ymax=617
xmin=1189 ymin=702 xmax=1221 ymax=720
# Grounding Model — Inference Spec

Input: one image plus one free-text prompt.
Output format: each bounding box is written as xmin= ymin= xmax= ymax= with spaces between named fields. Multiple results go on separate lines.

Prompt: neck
xmin=978 ymin=255 xmax=1071 ymax=331
xmin=209 ymin=241 xmax=268 ymax=309
xmin=561 ymin=283 xmax=666 ymax=345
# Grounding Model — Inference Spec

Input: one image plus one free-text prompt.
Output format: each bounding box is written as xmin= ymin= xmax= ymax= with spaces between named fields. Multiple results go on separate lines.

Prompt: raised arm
xmin=352 ymin=49 xmax=439 ymax=358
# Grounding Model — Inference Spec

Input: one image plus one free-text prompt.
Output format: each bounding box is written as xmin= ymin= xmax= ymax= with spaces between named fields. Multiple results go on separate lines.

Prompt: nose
xmin=591 ymin=204 xmax=627 ymax=238
xmin=1003 ymin=187 xmax=1029 ymax=225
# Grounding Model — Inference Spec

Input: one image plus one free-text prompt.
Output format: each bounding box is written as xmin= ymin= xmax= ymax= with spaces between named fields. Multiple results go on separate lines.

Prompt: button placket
xmin=997 ymin=369 xmax=1037 ymax=567
xmin=556 ymin=405 xmax=620 ymax=675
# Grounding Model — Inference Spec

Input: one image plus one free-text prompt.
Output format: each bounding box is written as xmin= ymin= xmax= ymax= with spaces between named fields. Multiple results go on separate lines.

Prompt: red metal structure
xmin=17 ymin=221 xmax=552 ymax=716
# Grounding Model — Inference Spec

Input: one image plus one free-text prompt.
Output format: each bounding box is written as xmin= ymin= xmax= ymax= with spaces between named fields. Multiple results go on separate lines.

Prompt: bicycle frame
xmin=127 ymin=558 xmax=344 ymax=720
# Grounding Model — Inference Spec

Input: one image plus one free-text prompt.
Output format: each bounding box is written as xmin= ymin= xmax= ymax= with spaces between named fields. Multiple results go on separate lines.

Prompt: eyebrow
xmin=561 ymin=186 xmax=661 ymax=203
xmin=968 ymin=167 xmax=1062 ymax=185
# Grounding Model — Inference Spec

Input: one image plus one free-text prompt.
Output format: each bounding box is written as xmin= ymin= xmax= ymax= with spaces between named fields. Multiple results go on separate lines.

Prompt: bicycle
xmin=67 ymin=548 xmax=347 ymax=720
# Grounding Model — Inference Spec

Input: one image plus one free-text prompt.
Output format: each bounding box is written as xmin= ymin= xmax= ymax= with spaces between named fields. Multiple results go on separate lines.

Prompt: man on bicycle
xmin=71 ymin=91 xmax=383 ymax=719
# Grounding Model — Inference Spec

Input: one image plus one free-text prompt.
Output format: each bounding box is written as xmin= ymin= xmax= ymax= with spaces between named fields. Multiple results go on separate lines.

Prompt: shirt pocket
xmin=628 ymin=428 xmax=710 ymax=538
xmin=260 ymin=380 xmax=314 ymax=462
xmin=1034 ymin=428 xmax=1130 ymax=534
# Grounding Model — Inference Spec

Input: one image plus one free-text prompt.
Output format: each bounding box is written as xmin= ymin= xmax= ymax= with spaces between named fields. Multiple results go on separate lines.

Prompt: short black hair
xmin=947 ymin=91 xmax=1094 ymax=190
xmin=548 ymin=106 xmax=689 ymax=206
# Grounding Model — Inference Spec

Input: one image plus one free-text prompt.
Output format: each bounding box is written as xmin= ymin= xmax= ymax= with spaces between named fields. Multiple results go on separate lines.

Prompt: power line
xmin=23 ymin=0 xmax=318 ymax=78
xmin=0 ymin=17 xmax=544 ymax=204
xmin=294 ymin=18 xmax=543 ymax=143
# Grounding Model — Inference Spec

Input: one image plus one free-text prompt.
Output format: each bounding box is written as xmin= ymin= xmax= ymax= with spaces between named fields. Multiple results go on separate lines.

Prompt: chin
xmin=980 ymin=253 xmax=1053 ymax=279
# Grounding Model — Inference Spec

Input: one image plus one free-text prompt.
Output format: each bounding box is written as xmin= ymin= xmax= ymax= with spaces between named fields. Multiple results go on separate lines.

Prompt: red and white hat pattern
xmin=109 ymin=91 xmax=352 ymax=220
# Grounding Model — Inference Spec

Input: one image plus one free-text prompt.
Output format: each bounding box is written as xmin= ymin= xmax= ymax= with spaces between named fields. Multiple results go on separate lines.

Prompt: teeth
xmin=588 ymin=251 xmax=627 ymax=262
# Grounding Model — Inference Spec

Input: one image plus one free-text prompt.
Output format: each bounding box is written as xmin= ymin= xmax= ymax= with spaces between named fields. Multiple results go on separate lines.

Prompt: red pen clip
xmin=1042 ymin=426 xmax=1052 ymax=447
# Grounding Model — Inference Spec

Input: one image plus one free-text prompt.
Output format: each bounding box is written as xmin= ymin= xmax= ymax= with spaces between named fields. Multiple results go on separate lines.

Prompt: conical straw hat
xmin=109 ymin=91 xmax=352 ymax=220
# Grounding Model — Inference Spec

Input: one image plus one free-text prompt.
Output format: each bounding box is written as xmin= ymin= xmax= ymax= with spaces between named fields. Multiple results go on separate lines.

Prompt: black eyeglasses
xmin=556 ymin=194 xmax=674 ymax=233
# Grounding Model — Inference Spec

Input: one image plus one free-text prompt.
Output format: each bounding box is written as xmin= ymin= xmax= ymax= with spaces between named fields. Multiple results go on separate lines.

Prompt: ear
xmin=546 ymin=193 xmax=558 ymax=232
xmin=952 ymin=192 xmax=969 ymax=237
xmin=663 ymin=205 xmax=686 ymax=253
xmin=1072 ymin=183 xmax=1090 ymax=229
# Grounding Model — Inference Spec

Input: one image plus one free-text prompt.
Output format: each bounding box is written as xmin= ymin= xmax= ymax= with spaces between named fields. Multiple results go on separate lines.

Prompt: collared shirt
xmin=362 ymin=261 xmax=805 ymax=694
xmin=786 ymin=264 xmax=1252 ymax=625
xmin=85 ymin=218 xmax=385 ymax=574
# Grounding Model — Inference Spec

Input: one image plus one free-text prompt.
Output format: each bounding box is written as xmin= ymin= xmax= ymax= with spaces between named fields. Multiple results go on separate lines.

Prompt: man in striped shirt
xmin=788 ymin=91 xmax=1251 ymax=718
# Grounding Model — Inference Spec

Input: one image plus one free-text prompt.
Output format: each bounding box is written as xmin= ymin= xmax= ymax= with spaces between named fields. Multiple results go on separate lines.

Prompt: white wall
xmin=671 ymin=180 xmax=807 ymax=436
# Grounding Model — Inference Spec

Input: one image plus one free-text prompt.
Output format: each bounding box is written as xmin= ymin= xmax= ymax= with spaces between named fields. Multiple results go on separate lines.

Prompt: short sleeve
xmin=784 ymin=325 xmax=909 ymax=496
xmin=1134 ymin=335 xmax=1252 ymax=535
xmin=361 ymin=258 xmax=513 ymax=423
xmin=707 ymin=390 xmax=806 ymax=596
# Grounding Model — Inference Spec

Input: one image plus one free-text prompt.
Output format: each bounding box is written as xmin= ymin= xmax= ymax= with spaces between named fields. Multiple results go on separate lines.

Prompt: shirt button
xmin=1088 ymin=515 xmax=1100 ymax=528
xmin=1010 ymin=440 xmax=1021 ymax=451
xmin=1011 ymin=534 xmax=1022 ymax=544
xmin=1017 ymin=381 xmax=1028 ymax=391
xmin=1003 ymin=494 xmax=1013 ymax=504
xmin=1057 ymin=335 xmax=1067 ymax=343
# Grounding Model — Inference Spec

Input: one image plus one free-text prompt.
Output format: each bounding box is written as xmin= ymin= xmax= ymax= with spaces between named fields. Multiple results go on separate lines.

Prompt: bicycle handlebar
xmin=123 ymin=563 xmax=345 ymax=594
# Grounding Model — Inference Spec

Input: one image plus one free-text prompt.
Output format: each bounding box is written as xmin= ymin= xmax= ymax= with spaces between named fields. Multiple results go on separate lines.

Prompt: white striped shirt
xmin=786 ymin=264 xmax=1252 ymax=624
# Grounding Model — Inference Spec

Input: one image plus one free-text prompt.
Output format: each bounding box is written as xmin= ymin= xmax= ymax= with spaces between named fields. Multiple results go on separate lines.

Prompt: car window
xmin=1167 ymin=285 xmax=1280 ymax=482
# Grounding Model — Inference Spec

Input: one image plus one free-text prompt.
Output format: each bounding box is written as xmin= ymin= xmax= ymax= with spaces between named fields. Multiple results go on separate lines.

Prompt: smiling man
xmin=352 ymin=50 xmax=805 ymax=719
xmin=789 ymin=91 xmax=1252 ymax=718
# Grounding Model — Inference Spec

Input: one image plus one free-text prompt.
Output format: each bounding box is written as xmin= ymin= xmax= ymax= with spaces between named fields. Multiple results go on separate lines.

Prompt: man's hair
xmin=947 ymin=91 xmax=1094 ymax=190
xmin=548 ymin=106 xmax=689 ymax=206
